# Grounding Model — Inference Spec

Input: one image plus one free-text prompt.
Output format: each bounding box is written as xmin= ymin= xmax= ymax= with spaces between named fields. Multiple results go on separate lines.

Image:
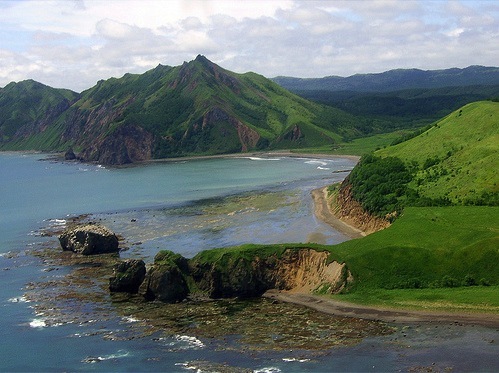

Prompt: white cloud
xmin=0 ymin=0 xmax=497 ymax=91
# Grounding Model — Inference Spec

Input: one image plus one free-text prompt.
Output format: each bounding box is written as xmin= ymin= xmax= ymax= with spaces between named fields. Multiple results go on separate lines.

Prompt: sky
xmin=0 ymin=0 xmax=498 ymax=92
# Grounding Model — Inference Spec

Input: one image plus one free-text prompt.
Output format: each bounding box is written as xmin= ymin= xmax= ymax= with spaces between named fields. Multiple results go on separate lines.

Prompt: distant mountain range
xmin=0 ymin=55 xmax=362 ymax=164
xmin=272 ymin=66 xmax=499 ymax=92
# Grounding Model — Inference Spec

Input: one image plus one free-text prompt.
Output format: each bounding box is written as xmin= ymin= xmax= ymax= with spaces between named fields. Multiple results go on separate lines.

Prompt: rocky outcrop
xmin=190 ymin=248 xmax=352 ymax=298
xmin=79 ymin=124 xmax=154 ymax=165
xmin=64 ymin=147 xmax=76 ymax=160
xmin=109 ymin=259 xmax=146 ymax=293
xmin=332 ymin=183 xmax=391 ymax=235
xmin=201 ymin=107 xmax=260 ymax=152
xmin=118 ymin=247 xmax=353 ymax=303
xmin=138 ymin=250 xmax=189 ymax=303
xmin=59 ymin=224 xmax=119 ymax=255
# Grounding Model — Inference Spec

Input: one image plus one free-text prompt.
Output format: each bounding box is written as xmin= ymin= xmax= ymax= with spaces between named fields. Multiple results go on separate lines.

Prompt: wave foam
xmin=305 ymin=160 xmax=328 ymax=166
xmin=121 ymin=316 xmax=139 ymax=323
xmin=254 ymin=367 xmax=282 ymax=373
xmin=244 ymin=157 xmax=281 ymax=161
xmin=282 ymin=357 xmax=310 ymax=363
xmin=8 ymin=295 xmax=30 ymax=303
xmin=163 ymin=335 xmax=205 ymax=350
xmin=82 ymin=350 xmax=130 ymax=364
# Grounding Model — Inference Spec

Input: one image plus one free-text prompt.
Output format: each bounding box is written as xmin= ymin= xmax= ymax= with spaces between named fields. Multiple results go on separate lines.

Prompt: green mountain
xmin=274 ymin=66 xmax=499 ymax=134
xmin=0 ymin=55 xmax=362 ymax=164
xmin=0 ymin=80 xmax=78 ymax=147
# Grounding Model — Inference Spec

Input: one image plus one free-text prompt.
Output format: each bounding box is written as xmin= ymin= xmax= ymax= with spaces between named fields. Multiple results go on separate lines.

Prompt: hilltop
xmin=0 ymin=55 xmax=362 ymax=164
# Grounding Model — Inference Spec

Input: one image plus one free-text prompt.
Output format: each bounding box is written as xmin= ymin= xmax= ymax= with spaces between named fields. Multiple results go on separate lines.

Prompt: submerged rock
xmin=59 ymin=224 xmax=119 ymax=255
xmin=109 ymin=259 xmax=146 ymax=293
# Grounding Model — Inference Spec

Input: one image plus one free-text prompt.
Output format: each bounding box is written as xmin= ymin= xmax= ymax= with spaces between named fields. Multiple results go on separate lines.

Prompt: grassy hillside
xmin=376 ymin=101 xmax=498 ymax=204
xmin=0 ymin=80 xmax=78 ymax=147
xmin=321 ymin=100 xmax=499 ymax=310
xmin=192 ymin=204 xmax=498 ymax=312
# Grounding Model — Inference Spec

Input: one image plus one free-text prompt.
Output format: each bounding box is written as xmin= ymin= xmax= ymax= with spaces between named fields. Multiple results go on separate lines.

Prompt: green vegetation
xmin=346 ymin=155 xmax=412 ymax=218
xmin=187 ymin=100 xmax=499 ymax=313
xmin=290 ymin=130 xmax=411 ymax=156
xmin=334 ymin=286 xmax=499 ymax=314
xmin=326 ymin=206 xmax=499 ymax=290
xmin=0 ymin=56 xmax=368 ymax=161
xmin=193 ymin=205 xmax=498 ymax=313
xmin=0 ymin=80 xmax=78 ymax=147
xmin=376 ymin=101 xmax=499 ymax=204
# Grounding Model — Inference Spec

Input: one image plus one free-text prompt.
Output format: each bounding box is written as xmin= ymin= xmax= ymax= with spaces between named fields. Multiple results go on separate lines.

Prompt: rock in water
xmin=138 ymin=251 xmax=189 ymax=303
xmin=59 ymin=224 xmax=119 ymax=255
xmin=109 ymin=259 xmax=146 ymax=293
xmin=64 ymin=147 xmax=76 ymax=160
xmin=138 ymin=263 xmax=189 ymax=303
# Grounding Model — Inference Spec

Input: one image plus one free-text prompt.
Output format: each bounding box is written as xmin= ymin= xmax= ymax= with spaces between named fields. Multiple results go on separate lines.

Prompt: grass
xmin=292 ymin=129 xmax=412 ymax=156
xmin=375 ymin=101 xmax=499 ymax=203
xmin=331 ymin=286 xmax=499 ymax=314
xmin=325 ymin=206 xmax=499 ymax=290
xmin=187 ymin=206 xmax=498 ymax=313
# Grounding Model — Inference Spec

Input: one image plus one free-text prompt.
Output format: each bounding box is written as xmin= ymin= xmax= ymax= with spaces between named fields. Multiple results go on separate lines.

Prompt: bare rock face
xmin=59 ymin=224 xmax=119 ymax=255
xmin=109 ymin=259 xmax=146 ymax=293
xmin=189 ymin=249 xmax=353 ymax=299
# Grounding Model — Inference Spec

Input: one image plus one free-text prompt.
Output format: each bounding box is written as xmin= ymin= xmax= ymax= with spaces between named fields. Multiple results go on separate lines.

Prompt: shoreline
xmin=140 ymin=150 xmax=361 ymax=164
xmin=263 ymin=290 xmax=499 ymax=327
xmin=311 ymin=186 xmax=365 ymax=239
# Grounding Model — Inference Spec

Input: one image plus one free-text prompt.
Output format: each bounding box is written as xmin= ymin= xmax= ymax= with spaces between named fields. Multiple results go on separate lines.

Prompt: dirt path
xmin=264 ymin=290 xmax=499 ymax=327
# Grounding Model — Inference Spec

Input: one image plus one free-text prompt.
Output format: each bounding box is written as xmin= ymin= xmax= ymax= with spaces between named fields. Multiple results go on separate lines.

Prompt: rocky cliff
xmin=110 ymin=247 xmax=353 ymax=303
xmin=331 ymin=183 xmax=391 ymax=235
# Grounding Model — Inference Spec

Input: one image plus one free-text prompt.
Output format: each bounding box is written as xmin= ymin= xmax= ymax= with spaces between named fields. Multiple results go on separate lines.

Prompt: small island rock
xmin=59 ymin=224 xmax=119 ymax=255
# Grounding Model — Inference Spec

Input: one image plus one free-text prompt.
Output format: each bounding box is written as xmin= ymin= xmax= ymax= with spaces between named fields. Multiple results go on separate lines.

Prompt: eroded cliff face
xmin=332 ymin=183 xmax=391 ymax=235
xmin=80 ymin=124 xmax=154 ymax=165
xmin=124 ymin=248 xmax=353 ymax=303
xmin=271 ymin=249 xmax=352 ymax=294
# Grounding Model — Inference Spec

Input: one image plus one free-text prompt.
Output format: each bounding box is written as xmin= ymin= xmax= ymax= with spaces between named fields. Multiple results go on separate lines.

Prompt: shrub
xmin=441 ymin=275 xmax=460 ymax=288
xmin=463 ymin=275 xmax=477 ymax=287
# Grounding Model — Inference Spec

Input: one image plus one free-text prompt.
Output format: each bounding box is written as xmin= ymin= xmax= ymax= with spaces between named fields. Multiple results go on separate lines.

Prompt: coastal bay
xmin=1 ymin=152 xmax=498 ymax=372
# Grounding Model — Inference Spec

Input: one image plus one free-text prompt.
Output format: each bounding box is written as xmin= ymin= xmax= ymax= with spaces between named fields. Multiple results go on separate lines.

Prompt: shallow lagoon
xmin=1 ymin=152 xmax=497 ymax=372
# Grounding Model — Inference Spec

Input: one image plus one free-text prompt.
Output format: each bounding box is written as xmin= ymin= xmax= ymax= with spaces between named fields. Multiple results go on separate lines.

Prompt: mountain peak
xmin=195 ymin=54 xmax=209 ymax=63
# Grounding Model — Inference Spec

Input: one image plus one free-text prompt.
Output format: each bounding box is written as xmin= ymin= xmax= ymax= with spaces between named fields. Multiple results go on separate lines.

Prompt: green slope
xmin=0 ymin=80 xmax=78 ymax=148
xmin=376 ymin=101 xmax=498 ymax=204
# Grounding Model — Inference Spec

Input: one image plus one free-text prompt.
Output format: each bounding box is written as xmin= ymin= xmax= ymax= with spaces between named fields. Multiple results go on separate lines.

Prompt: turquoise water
xmin=1 ymin=152 xmax=498 ymax=372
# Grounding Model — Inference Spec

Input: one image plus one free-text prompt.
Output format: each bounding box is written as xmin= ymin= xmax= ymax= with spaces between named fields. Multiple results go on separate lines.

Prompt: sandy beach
xmin=311 ymin=186 xmax=365 ymax=239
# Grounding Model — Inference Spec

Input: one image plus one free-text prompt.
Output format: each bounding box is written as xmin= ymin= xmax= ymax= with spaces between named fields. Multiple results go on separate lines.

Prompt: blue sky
xmin=0 ymin=0 xmax=497 ymax=92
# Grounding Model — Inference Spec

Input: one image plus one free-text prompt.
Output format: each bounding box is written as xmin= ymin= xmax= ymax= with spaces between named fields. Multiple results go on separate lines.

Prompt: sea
xmin=1 ymin=152 xmax=497 ymax=372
